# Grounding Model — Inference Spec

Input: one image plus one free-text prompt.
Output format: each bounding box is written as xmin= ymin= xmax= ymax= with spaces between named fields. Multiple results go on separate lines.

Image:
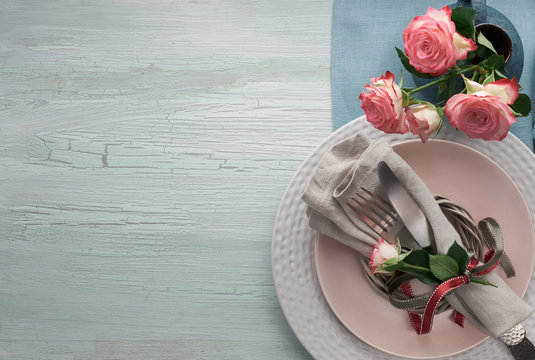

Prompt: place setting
xmin=272 ymin=2 xmax=535 ymax=359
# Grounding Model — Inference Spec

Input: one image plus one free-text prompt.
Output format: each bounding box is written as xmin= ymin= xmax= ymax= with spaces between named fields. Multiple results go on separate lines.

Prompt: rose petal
xmin=484 ymin=77 xmax=519 ymax=105
xmin=453 ymin=32 xmax=477 ymax=60
xmin=426 ymin=6 xmax=455 ymax=33
xmin=369 ymin=246 xmax=381 ymax=274
xmin=371 ymin=71 xmax=395 ymax=87
xmin=377 ymin=238 xmax=398 ymax=259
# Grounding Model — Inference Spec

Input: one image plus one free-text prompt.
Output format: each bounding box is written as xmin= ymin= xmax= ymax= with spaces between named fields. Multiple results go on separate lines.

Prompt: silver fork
xmin=347 ymin=187 xmax=415 ymax=248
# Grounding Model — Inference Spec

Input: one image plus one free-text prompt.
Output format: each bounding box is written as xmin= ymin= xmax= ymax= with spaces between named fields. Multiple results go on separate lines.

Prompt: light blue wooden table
xmin=0 ymin=1 xmax=334 ymax=358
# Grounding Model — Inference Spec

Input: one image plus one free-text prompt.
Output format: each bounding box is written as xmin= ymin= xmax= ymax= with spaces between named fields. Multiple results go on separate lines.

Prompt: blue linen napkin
xmin=331 ymin=0 xmax=535 ymax=150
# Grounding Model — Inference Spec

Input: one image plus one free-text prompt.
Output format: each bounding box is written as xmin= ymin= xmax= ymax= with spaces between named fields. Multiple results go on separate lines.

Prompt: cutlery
xmin=377 ymin=161 xmax=434 ymax=250
xmin=347 ymin=187 xmax=402 ymax=244
xmin=347 ymin=188 xmax=418 ymax=249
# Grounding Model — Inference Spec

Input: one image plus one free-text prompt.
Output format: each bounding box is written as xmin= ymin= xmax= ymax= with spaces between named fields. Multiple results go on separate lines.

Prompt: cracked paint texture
xmin=0 ymin=0 xmax=333 ymax=359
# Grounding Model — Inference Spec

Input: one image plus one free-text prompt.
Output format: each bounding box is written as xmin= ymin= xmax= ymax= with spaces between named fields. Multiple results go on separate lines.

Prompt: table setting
xmin=3 ymin=0 xmax=535 ymax=359
xmin=273 ymin=1 xmax=535 ymax=359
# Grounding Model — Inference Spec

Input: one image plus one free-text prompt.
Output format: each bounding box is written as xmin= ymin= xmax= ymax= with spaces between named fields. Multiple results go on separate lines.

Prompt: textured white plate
xmin=271 ymin=116 xmax=535 ymax=360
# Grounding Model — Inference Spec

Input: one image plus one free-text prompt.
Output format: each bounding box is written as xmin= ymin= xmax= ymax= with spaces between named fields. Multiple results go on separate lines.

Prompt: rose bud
xmin=369 ymin=238 xmax=399 ymax=275
xmin=406 ymin=104 xmax=441 ymax=143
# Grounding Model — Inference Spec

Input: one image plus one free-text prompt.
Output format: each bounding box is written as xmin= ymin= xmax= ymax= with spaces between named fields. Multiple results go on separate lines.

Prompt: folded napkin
xmin=302 ymin=132 xmax=533 ymax=338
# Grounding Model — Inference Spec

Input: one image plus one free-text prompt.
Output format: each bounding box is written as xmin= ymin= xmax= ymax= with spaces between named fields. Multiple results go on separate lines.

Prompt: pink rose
xmin=403 ymin=6 xmax=477 ymax=76
xmin=406 ymin=104 xmax=441 ymax=143
xmin=369 ymin=238 xmax=399 ymax=275
xmin=445 ymin=77 xmax=519 ymax=140
xmin=359 ymin=71 xmax=408 ymax=134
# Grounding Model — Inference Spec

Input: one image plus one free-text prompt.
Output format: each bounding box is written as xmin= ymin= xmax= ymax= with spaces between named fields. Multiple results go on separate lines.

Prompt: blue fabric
xmin=331 ymin=0 xmax=535 ymax=150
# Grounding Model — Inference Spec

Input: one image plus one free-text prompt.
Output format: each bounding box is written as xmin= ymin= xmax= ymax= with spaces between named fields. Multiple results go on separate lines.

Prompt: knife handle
xmin=501 ymin=324 xmax=535 ymax=360
xmin=507 ymin=338 xmax=535 ymax=360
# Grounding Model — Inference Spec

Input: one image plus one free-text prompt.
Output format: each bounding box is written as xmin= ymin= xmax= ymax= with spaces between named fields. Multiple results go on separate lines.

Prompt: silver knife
xmin=378 ymin=161 xmax=535 ymax=360
xmin=377 ymin=161 xmax=434 ymax=250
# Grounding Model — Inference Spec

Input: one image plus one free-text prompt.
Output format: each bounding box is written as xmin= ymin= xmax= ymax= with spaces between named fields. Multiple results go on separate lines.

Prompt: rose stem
xmin=407 ymin=65 xmax=479 ymax=96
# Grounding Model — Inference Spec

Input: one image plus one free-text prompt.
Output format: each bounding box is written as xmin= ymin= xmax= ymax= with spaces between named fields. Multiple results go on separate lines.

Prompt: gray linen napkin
xmin=302 ymin=132 xmax=533 ymax=338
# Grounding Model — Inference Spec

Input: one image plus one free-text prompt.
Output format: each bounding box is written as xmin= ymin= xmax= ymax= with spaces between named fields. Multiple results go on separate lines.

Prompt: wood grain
xmin=0 ymin=0 xmax=333 ymax=358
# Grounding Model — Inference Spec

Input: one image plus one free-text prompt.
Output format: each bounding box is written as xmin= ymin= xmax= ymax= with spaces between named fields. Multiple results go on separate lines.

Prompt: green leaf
xmin=429 ymin=254 xmax=460 ymax=281
xmin=399 ymin=267 xmax=441 ymax=285
xmin=438 ymin=74 xmax=458 ymax=101
xmin=477 ymin=31 xmax=498 ymax=54
xmin=487 ymin=54 xmax=505 ymax=70
xmin=398 ymin=250 xmax=412 ymax=263
xmin=451 ymin=7 xmax=476 ymax=39
xmin=474 ymin=45 xmax=495 ymax=61
xmin=400 ymin=250 xmax=441 ymax=284
xmin=395 ymin=47 xmax=437 ymax=79
xmin=510 ymin=93 xmax=532 ymax=117
xmin=447 ymin=241 xmax=469 ymax=272
xmin=403 ymin=250 xmax=429 ymax=268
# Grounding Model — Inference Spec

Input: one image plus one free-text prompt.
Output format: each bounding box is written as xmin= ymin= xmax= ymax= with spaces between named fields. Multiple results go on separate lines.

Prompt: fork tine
xmin=361 ymin=188 xmax=397 ymax=219
xmin=346 ymin=203 xmax=384 ymax=238
xmin=347 ymin=188 xmax=404 ymax=244
xmin=354 ymin=195 xmax=394 ymax=226
xmin=347 ymin=200 xmax=389 ymax=234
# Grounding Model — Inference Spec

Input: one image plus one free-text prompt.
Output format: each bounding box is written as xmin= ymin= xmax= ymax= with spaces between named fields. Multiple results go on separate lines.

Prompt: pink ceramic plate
xmin=315 ymin=139 xmax=535 ymax=359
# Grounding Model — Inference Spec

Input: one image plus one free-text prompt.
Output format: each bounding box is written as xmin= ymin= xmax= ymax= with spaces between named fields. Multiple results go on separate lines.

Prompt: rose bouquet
xmin=359 ymin=5 xmax=531 ymax=143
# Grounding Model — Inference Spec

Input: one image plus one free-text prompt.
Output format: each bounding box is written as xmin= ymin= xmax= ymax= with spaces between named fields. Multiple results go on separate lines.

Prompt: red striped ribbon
xmin=401 ymin=251 xmax=501 ymax=335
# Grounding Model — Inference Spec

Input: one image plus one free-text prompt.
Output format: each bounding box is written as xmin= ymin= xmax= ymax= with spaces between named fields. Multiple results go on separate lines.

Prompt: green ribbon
xmin=478 ymin=217 xmax=515 ymax=278
xmin=387 ymin=273 xmax=430 ymax=310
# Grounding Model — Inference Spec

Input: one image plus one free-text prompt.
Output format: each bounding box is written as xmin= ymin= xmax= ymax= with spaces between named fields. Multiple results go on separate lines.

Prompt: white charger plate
xmin=271 ymin=117 xmax=535 ymax=360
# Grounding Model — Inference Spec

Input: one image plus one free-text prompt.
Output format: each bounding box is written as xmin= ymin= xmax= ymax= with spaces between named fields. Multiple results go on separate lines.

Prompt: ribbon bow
xmin=388 ymin=218 xmax=513 ymax=335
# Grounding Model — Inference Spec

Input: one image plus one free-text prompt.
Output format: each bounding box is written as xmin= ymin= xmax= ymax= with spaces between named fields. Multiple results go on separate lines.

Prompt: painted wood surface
xmin=7 ymin=1 xmax=532 ymax=359
xmin=0 ymin=0 xmax=333 ymax=358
